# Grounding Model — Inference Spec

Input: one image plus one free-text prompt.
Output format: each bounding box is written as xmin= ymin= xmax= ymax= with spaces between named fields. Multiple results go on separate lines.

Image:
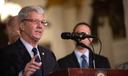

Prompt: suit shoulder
xmin=38 ymin=45 xmax=56 ymax=58
xmin=38 ymin=45 xmax=52 ymax=53
xmin=58 ymin=53 xmax=74 ymax=62
xmin=95 ymin=54 xmax=108 ymax=60
xmin=95 ymin=54 xmax=111 ymax=68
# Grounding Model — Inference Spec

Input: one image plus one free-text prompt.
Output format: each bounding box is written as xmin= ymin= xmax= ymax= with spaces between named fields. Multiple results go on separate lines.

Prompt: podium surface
xmin=47 ymin=68 xmax=128 ymax=76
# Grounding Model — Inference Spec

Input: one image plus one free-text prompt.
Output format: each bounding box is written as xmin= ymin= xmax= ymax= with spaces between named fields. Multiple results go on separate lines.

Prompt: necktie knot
xmin=81 ymin=55 xmax=86 ymax=59
xmin=32 ymin=48 xmax=41 ymax=62
xmin=32 ymin=48 xmax=38 ymax=56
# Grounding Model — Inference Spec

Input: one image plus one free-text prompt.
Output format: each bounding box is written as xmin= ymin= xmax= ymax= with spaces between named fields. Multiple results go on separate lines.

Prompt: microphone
xmin=61 ymin=32 xmax=95 ymax=40
xmin=61 ymin=32 xmax=97 ymax=68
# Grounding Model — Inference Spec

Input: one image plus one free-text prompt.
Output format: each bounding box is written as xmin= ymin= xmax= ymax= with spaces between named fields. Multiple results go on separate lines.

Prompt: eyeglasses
xmin=22 ymin=19 xmax=48 ymax=26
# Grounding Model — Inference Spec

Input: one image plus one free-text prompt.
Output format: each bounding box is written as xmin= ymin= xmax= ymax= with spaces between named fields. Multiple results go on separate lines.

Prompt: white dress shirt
xmin=20 ymin=37 xmax=41 ymax=58
xmin=74 ymin=49 xmax=89 ymax=68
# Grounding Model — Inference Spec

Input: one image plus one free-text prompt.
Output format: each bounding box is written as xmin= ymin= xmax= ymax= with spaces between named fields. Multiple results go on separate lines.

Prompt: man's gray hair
xmin=18 ymin=6 xmax=45 ymax=22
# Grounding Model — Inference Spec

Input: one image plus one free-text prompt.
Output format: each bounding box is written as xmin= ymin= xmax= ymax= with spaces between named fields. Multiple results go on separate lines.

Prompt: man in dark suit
xmin=58 ymin=22 xmax=111 ymax=69
xmin=0 ymin=6 xmax=59 ymax=76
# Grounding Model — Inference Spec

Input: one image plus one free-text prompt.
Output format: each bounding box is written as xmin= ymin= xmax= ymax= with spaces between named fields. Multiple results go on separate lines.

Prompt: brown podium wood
xmin=47 ymin=68 xmax=128 ymax=76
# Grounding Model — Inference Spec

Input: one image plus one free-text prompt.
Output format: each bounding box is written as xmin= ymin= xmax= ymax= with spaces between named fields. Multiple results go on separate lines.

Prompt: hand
xmin=23 ymin=56 xmax=42 ymax=76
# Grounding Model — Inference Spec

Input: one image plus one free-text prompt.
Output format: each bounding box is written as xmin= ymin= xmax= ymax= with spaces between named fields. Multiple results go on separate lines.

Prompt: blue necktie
xmin=81 ymin=55 xmax=88 ymax=68
xmin=32 ymin=48 xmax=42 ymax=76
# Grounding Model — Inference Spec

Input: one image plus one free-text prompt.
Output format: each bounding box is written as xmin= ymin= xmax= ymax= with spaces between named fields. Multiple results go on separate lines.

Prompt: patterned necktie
xmin=32 ymin=48 xmax=42 ymax=76
xmin=32 ymin=48 xmax=41 ymax=62
xmin=81 ymin=55 xmax=88 ymax=68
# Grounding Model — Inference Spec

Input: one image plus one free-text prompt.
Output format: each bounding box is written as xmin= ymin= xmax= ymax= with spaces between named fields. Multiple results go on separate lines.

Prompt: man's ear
xmin=19 ymin=23 xmax=24 ymax=31
xmin=90 ymin=38 xmax=93 ymax=42
xmin=88 ymin=38 xmax=93 ymax=44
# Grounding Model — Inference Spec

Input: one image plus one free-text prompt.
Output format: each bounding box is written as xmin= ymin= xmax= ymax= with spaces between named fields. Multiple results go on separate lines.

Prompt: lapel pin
xmin=42 ymin=52 xmax=44 ymax=55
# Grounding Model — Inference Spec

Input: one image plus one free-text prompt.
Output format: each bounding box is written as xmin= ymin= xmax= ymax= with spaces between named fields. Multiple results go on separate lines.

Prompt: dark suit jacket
xmin=58 ymin=51 xmax=110 ymax=69
xmin=0 ymin=39 xmax=59 ymax=76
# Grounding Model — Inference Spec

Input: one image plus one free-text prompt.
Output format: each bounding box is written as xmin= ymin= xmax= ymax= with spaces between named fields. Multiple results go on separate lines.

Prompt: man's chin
xmin=33 ymin=37 xmax=41 ymax=42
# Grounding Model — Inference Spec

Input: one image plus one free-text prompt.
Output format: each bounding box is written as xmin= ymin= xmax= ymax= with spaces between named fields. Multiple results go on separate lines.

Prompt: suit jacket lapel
xmin=71 ymin=52 xmax=81 ymax=68
xmin=89 ymin=51 xmax=95 ymax=68
xmin=15 ymin=39 xmax=31 ymax=65
xmin=38 ymin=46 xmax=45 ymax=64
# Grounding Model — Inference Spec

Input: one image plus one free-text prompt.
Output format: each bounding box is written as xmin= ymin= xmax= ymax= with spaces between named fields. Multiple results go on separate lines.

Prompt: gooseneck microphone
xmin=61 ymin=32 xmax=95 ymax=41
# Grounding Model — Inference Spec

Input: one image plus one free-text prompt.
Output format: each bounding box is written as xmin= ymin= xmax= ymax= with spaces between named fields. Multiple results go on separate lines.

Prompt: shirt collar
xmin=74 ymin=49 xmax=89 ymax=64
xmin=20 ymin=37 xmax=38 ymax=57
xmin=74 ymin=49 xmax=89 ymax=58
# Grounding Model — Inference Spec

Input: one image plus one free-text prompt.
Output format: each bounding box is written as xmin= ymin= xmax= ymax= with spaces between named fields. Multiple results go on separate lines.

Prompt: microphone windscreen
xmin=61 ymin=32 xmax=71 ymax=39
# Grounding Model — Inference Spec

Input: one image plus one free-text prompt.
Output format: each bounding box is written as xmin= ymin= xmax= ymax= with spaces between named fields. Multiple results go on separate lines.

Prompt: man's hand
xmin=23 ymin=56 xmax=42 ymax=76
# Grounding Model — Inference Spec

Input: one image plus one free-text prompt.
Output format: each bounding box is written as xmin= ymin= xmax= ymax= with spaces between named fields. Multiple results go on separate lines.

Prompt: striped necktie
xmin=81 ymin=55 xmax=88 ymax=68
xmin=32 ymin=48 xmax=43 ymax=76
xmin=32 ymin=48 xmax=41 ymax=62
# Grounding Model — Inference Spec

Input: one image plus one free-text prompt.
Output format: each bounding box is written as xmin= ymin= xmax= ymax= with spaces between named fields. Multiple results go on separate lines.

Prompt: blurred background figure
xmin=6 ymin=16 xmax=20 ymax=44
xmin=117 ymin=61 xmax=128 ymax=70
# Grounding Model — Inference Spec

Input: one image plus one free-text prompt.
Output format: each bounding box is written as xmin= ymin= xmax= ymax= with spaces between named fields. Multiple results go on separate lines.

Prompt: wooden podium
xmin=47 ymin=68 xmax=128 ymax=76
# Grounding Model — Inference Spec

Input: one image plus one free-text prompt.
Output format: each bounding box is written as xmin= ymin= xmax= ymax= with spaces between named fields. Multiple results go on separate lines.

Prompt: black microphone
xmin=61 ymin=32 xmax=95 ymax=40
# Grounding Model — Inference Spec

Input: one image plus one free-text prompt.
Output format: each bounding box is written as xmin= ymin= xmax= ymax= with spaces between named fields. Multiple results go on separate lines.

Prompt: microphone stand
xmin=76 ymin=40 xmax=96 ymax=69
